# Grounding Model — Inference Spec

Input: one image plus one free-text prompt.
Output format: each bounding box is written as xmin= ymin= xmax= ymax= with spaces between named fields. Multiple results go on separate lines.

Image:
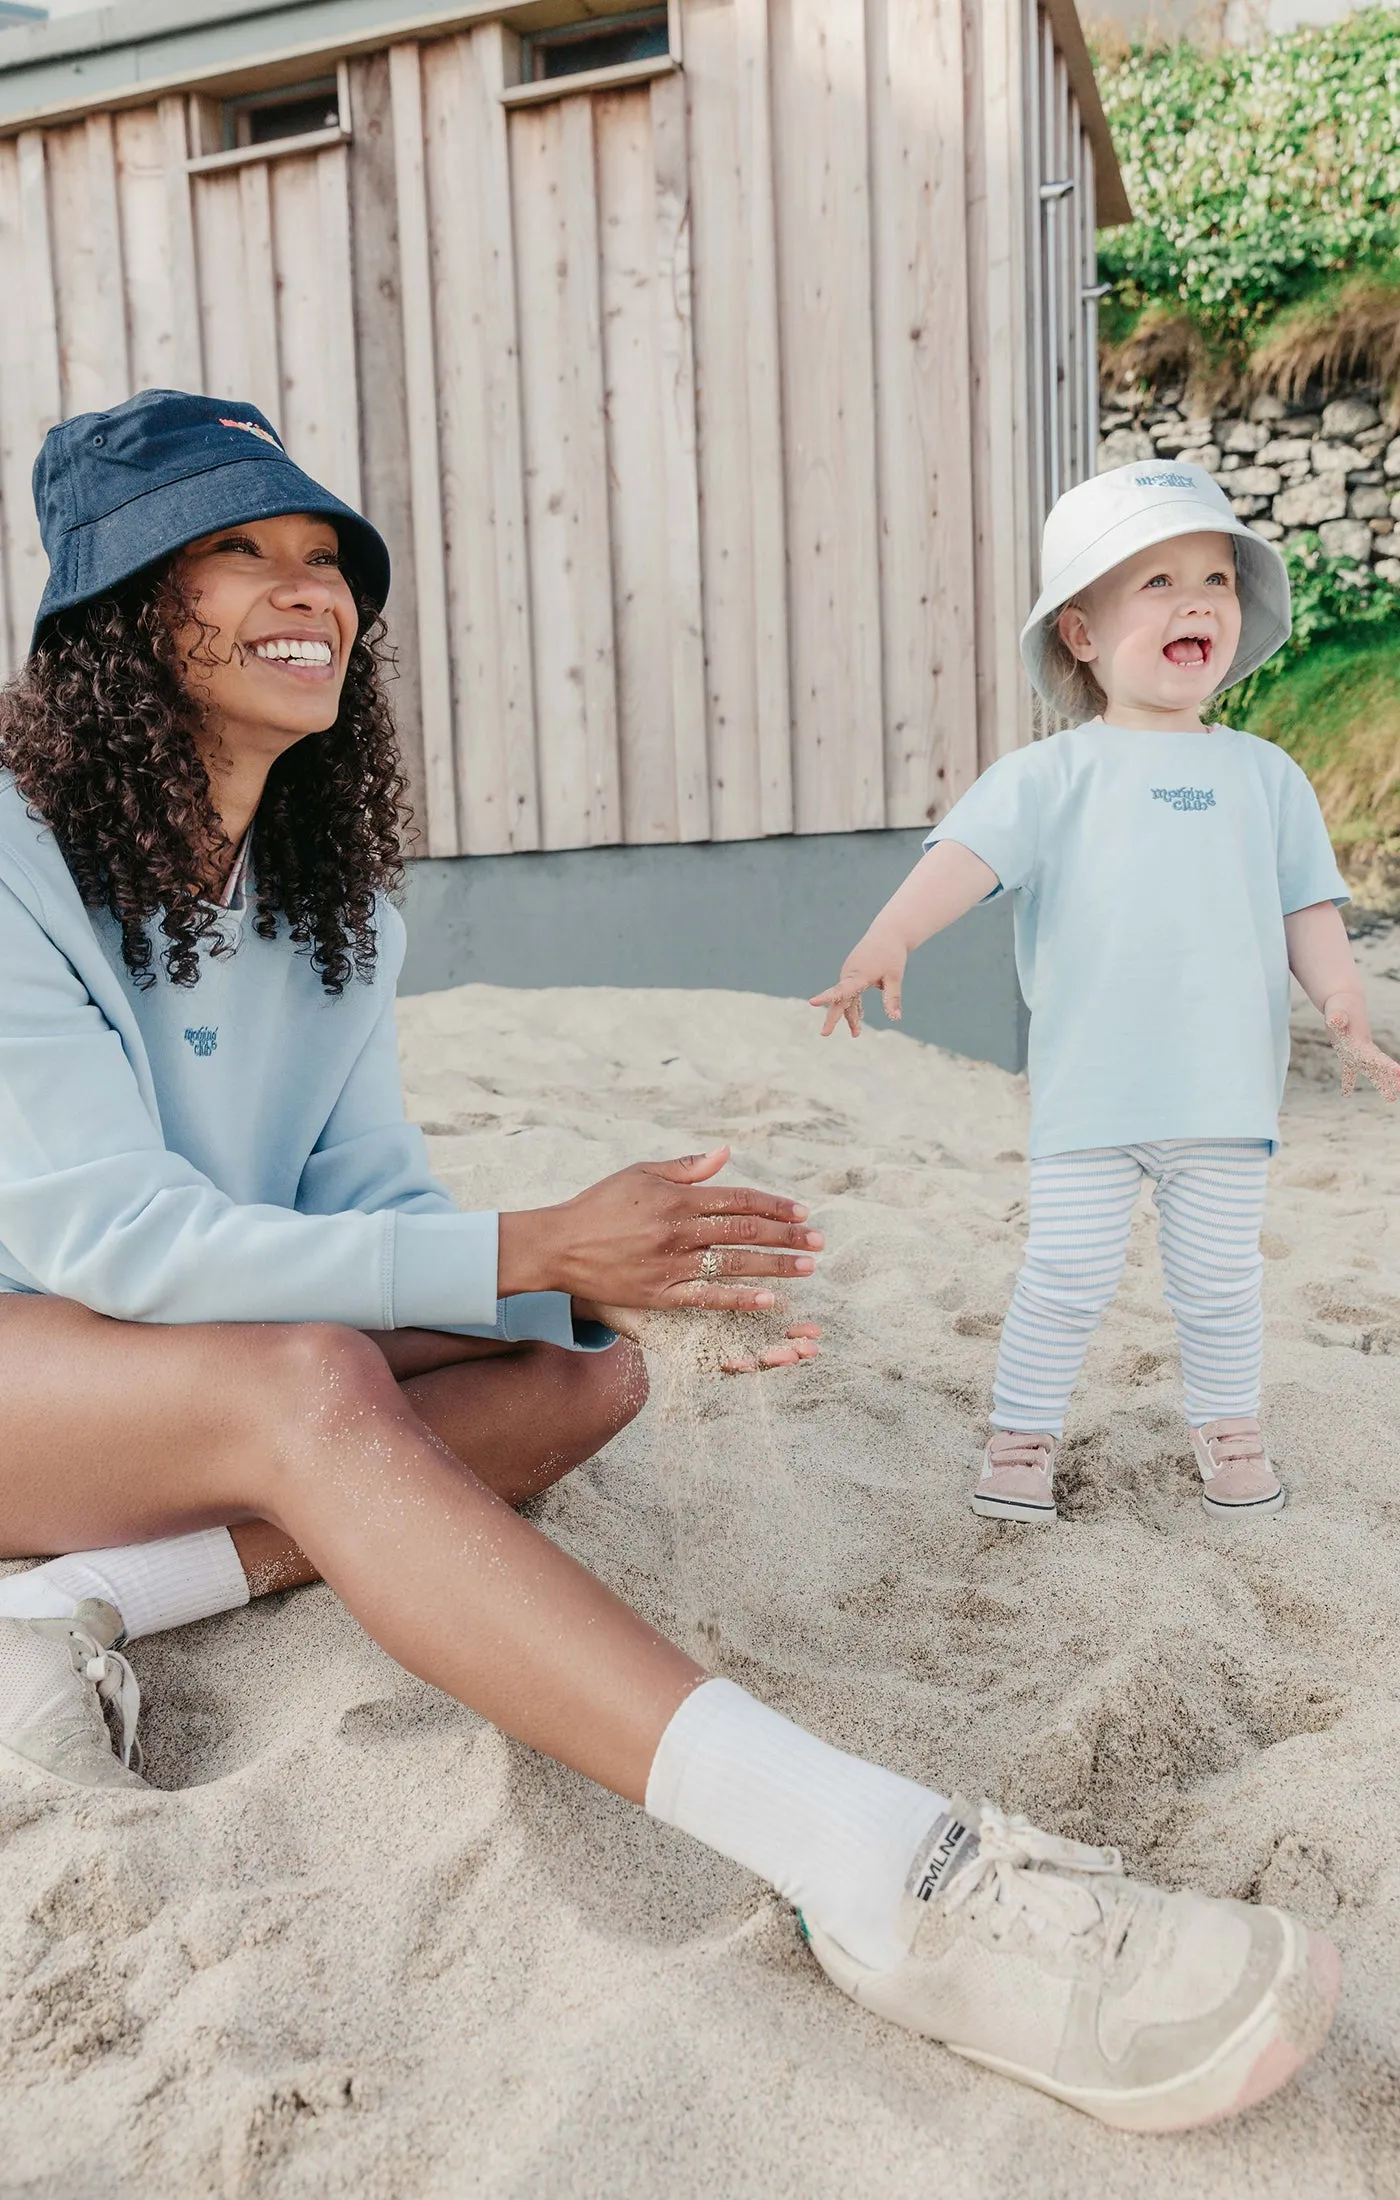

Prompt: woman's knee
xmin=573 ymin=1336 xmax=649 ymax=1447
xmin=244 ymin=1321 xmax=403 ymax=1454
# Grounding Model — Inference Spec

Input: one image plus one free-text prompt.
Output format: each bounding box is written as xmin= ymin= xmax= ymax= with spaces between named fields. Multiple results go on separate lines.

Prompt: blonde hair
xmin=1040 ymin=606 xmax=1107 ymax=722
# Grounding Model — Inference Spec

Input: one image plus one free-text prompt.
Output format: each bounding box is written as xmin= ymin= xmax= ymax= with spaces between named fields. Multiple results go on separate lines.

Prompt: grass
xmin=1101 ymin=270 xmax=1400 ymax=416
xmin=1247 ymin=268 xmax=1400 ymax=413
xmin=1243 ymin=626 xmax=1400 ymax=914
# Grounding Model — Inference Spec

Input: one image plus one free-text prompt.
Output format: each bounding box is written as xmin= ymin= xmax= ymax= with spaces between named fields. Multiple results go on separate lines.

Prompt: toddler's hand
xmin=1327 ymin=1006 xmax=1400 ymax=1101
xmin=810 ymin=935 xmax=908 ymax=1037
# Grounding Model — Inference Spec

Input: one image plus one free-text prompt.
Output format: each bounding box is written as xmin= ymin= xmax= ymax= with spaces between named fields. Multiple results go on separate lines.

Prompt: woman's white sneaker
xmin=803 ymin=1799 xmax=1339 ymax=2132
xmin=0 ymin=1599 xmax=147 ymax=1788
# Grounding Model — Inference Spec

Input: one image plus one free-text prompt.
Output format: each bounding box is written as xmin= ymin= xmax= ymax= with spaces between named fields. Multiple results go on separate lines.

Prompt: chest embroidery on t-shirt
xmin=1151 ymin=786 xmax=1216 ymax=812
xmin=183 ymin=1026 xmax=218 ymax=1057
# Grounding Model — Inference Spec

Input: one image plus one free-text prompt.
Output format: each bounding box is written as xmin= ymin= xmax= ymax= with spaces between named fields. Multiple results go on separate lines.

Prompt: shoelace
xmin=1196 ymin=1419 xmax=1266 ymax=1470
xmin=71 ymin=1628 xmax=143 ymax=1771
xmin=942 ymin=1807 xmax=1131 ymax=1963
xmin=986 ymin=1433 xmax=1055 ymax=1473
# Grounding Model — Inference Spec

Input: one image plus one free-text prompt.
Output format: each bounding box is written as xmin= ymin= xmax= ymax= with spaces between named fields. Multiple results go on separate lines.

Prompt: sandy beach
xmin=3 ymin=953 xmax=1399 ymax=2199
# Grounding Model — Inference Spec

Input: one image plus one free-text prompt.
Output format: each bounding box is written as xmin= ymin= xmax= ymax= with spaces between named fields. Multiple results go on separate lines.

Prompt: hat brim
xmin=1019 ymin=501 xmax=1292 ymax=716
xmin=30 ymin=453 xmax=390 ymax=652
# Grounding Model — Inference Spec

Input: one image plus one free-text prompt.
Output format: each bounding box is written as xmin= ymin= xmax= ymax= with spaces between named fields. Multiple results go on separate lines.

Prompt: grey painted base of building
xmin=399 ymin=829 xmax=1029 ymax=1075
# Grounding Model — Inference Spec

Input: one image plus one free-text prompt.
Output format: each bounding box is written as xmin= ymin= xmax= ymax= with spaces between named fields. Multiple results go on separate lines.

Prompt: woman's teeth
xmin=252 ymin=638 xmax=333 ymax=664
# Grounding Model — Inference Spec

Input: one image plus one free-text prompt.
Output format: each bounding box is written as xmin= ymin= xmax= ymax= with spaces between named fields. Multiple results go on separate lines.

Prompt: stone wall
xmin=1098 ymin=388 xmax=1400 ymax=579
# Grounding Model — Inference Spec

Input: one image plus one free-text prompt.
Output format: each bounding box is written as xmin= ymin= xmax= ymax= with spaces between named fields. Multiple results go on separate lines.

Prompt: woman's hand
xmin=1327 ymin=1002 xmax=1400 ymax=1101
xmin=498 ymin=1145 xmax=823 ymax=1312
xmin=810 ymin=928 xmax=908 ymax=1036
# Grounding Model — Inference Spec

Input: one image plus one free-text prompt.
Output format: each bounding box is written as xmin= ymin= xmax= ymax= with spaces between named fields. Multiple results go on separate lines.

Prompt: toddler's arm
xmin=1284 ymin=901 xmax=1400 ymax=1101
xmin=811 ymin=841 xmax=999 ymax=1037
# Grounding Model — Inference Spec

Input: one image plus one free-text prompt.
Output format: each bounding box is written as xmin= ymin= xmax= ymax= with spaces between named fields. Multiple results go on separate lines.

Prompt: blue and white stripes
xmin=991 ymin=1140 xmax=1271 ymax=1437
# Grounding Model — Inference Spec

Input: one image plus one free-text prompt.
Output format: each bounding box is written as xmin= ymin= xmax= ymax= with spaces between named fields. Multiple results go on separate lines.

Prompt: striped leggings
xmin=991 ymin=1140 xmax=1270 ymax=1438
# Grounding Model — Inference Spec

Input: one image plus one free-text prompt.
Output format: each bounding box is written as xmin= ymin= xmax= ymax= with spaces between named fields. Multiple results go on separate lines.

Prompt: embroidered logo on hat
xmin=219 ymin=417 xmax=283 ymax=450
xmin=1132 ymin=470 xmax=1198 ymax=491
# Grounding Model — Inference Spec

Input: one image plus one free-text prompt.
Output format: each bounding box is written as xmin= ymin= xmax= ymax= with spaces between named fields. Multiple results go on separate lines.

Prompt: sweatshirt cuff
xmin=390 ymin=1209 xmax=500 ymax=1328
xmin=497 ymin=1292 xmax=617 ymax=1353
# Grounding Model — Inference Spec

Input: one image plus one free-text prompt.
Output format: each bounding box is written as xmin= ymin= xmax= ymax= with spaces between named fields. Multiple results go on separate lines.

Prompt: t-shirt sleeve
xmin=922 ymin=747 xmax=1042 ymax=893
xmin=1274 ymin=753 xmax=1349 ymax=913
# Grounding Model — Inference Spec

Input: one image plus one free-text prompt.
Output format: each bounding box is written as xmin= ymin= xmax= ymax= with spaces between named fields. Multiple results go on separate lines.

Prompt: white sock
xmin=0 ymin=1530 xmax=249 ymax=1642
xmin=645 ymin=1677 xmax=951 ymax=1972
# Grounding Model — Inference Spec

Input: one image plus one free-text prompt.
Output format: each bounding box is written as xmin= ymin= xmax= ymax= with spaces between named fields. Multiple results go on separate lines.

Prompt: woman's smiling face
xmin=170 ymin=511 xmax=359 ymax=760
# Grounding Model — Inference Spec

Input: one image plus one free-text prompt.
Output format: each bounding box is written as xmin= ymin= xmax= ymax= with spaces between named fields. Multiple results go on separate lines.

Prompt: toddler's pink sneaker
xmin=1190 ymin=1418 xmax=1285 ymax=1518
xmin=971 ymin=1431 xmax=1057 ymax=1523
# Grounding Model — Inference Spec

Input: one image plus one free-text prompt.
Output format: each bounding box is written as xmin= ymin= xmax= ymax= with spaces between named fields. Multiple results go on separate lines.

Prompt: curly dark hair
xmin=0 ymin=561 xmax=411 ymax=993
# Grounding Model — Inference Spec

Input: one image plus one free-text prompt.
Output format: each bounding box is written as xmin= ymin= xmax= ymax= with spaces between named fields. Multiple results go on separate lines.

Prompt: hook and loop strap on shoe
xmin=1195 ymin=1419 xmax=1266 ymax=1470
xmin=986 ymin=1433 xmax=1057 ymax=1471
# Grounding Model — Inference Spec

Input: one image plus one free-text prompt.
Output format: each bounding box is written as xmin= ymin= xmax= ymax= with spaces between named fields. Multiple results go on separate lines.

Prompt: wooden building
xmin=0 ymin=0 xmax=1128 ymax=873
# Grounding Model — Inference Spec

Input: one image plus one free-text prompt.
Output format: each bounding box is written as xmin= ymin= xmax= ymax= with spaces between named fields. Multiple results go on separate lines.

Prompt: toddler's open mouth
xmin=1163 ymin=635 xmax=1211 ymax=667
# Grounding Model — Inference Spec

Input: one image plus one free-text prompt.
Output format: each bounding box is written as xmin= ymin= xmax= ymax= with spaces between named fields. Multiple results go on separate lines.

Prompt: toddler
xmin=814 ymin=460 xmax=1400 ymax=1522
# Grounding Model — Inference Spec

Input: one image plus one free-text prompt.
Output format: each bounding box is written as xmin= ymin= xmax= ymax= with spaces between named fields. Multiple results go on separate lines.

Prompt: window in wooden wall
xmin=224 ymin=78 xmax=342 ymax=150
xmin=522 ymin=8 xmax=669 ymax=82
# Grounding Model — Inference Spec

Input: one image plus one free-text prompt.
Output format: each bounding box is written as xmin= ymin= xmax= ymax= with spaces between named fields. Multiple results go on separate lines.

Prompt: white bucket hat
xmin=1019 ymin=459 xmax=1292 ymax=714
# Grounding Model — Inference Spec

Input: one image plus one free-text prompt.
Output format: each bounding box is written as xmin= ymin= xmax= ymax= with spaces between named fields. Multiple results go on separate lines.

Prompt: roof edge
xmin=0 ymin=0 xmax=570 ymax=129
xmin=1042 ymin=0 xmax=1132 ymax=228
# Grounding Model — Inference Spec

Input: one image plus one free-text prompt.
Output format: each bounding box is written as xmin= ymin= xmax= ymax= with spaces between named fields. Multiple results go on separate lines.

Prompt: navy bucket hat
xmin=30 ymin=388 xmax=390 ymax=651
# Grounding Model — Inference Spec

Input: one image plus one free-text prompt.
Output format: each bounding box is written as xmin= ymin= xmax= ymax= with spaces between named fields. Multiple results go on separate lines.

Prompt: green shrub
xmin=1096 ymin=14 xmax=1400 ymax=359
xmin=1239 ymin=628 xmax=1400 ymax=914
xmin=1222 ymin=533 xmax=1400 ymax=715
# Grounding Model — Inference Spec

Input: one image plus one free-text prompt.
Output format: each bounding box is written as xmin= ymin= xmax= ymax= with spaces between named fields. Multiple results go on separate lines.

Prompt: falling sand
xmin=4 ymin=950 xmax=1400 ymax=2196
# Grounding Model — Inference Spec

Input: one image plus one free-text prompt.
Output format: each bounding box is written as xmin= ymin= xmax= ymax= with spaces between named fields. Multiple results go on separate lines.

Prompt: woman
xmin=0 ymin=391 xmax=1337 ymax=2133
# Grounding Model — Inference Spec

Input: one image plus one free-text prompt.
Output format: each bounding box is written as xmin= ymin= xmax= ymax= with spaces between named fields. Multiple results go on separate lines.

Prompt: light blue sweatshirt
xmin=0 ymin=774 xmax=606 ymax=1349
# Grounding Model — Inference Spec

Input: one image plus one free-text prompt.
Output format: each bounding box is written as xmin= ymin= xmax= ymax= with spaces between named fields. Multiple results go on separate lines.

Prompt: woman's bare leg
xmin=0 ymin=1303 xmax=1340 ymax=2123
xmin=230 ymin=1327 xmax=649 ymax=1596
xmin=0 ymin=1301 xmax=695 ymax=1801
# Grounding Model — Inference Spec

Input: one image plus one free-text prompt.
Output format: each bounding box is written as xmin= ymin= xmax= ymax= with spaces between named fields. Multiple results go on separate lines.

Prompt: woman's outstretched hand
xmin=498 ymin=1145 xmax=823 ymax=1314
xmin=1327 ymin=1005 xmax=1400 ymax=1101
xmin=810 ymin=928 xmax=908 ymax=1036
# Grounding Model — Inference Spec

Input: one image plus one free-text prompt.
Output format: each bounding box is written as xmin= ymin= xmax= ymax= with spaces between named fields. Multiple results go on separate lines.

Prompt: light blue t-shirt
xmin=925 ymin=723 xmax=1348 ymax=1159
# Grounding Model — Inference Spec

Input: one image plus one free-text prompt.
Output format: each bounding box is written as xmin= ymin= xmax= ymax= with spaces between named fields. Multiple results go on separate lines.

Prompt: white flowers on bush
xmin=1096 ymin=17 xmax=1400 ymax=343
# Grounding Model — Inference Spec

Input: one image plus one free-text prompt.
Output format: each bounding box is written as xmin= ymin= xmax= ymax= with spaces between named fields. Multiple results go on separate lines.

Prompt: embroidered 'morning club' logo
xmin=1152 ymin=786 xmax=1216 ymax=812
xmin=184 ymin=1026 xmax=218 ymax=1057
